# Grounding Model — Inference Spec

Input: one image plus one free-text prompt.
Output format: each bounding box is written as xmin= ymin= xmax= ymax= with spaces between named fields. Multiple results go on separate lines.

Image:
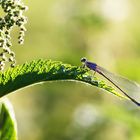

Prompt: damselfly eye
xmin=81 ymin=57 xmax=87 ymax=62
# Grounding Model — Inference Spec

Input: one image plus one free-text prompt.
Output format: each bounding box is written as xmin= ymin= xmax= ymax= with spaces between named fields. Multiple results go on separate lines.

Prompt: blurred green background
xmin=6 ymin=0 xmax=140 ymax=139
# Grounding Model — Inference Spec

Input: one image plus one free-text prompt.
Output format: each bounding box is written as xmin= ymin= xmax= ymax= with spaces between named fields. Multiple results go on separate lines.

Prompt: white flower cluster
xmin=0 ymin=0 xmax=28 ymax=70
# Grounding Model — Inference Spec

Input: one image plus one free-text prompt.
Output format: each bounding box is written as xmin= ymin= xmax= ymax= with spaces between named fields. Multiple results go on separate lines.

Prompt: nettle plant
xmin=0 ymin=0 xmax=126 ymax=139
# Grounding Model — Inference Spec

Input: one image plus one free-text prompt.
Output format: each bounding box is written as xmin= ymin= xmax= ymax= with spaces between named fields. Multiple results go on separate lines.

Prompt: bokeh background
xmin=6 ymin=0 xmax=140 ymax=139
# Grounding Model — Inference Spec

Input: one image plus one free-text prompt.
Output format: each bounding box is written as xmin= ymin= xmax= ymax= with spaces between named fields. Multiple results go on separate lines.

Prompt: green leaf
xmin=0 ymin=59 xmax=126 ymax=99
xmin=0 ymin=98 xmax=17 ymax=140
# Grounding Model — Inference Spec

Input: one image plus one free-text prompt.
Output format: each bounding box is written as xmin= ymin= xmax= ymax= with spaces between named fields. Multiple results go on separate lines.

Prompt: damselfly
xmin=81 ymin=57 xmax=140 ymax=106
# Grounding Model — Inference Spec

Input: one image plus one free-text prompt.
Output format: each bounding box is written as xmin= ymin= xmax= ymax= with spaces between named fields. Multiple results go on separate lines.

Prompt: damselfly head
xmin=81 ymin=57 xmax=87 ymax=63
